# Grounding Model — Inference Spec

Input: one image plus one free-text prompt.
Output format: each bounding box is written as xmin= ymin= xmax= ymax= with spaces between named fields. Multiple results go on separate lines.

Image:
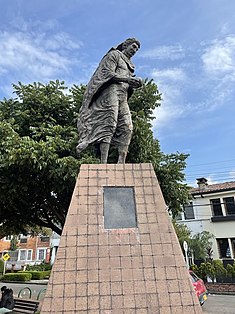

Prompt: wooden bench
xmin=11 ymin=298 xmax=39 ymax=313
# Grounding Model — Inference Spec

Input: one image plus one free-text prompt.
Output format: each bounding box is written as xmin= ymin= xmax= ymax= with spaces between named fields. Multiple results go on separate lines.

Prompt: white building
xmin=177 ymin=178 xmax=235 ymax=260
xmin=50 ymin=231 xmax=60 ymax=265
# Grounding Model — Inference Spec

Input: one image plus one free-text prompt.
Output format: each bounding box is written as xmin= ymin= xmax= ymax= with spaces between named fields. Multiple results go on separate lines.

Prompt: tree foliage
xmin=0 ymin=81 xmax=98 ymax=236
xmin=173 ymin=222 xmax=214 ymax=261
xmin=191 ymin=260 xmax=228 ymax=283
xmin=9 ymin=235 xmax=19 ymax=251
xmin=0 ymin=79 xmax=190 ymax=236
xmin=190 ymin=231 xmax=214 ymax=261
xmin=173 ymin=220 xmax=191 ymax=249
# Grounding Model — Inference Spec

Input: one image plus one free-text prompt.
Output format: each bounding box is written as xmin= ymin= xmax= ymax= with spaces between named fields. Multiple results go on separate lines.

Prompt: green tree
xmin=10 ymin=235 xmax=19 ymax=251
xmin=194 ymin=260 xmax=227 ymax=283
xmin=172 ymin=221 xmax=191 ymax=250
xmin=0 ymin=259 xmax=4 ymax=275
xmin=0 ymin=79 xmax=190 ymax=236
xmin=227 ymin=263 xmax=235 ymax=280
xmin=173 ymin=223 xmax=214 ymax=261
xmin=212 ymin=259 xmax=227 ymax=282
xmin=189 ymin=231 xmax=214 ymax=261
xmin=0 ymin=81 xmax=98 ymax=236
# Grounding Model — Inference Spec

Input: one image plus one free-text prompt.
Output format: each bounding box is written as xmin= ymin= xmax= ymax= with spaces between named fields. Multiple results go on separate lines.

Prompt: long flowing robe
xmin=76 ymin=49 xmax=135 ymax=153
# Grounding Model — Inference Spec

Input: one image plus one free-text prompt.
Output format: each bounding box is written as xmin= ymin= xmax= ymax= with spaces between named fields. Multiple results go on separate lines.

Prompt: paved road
xmin=0 ymin=282 xmax=47 ymax=300
xmin=202 ymin=294 xmax=235 ymax=314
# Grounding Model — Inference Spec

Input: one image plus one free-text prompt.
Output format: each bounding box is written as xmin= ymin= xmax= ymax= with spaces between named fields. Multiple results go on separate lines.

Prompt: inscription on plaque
xmin=104 ymin=187 xmax=137 ymax=229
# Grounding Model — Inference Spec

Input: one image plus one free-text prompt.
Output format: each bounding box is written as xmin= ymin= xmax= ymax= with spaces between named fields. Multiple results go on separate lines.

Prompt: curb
xmin=1 ymin=280 xmax=48 ymax=285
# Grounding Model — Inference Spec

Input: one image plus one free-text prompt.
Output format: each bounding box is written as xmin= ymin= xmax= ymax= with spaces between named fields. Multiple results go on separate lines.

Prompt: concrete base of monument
xmin=41 ymin=163 xmax=202 ymax=313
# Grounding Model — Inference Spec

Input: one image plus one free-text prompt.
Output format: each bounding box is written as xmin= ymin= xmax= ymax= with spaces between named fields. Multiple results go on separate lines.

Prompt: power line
xmin=185 ymin=177 xmax=235 ymax=181
xmin=185 ymin=177 xmax=235 ymax=182
xmin=187 ymin=158 xmax=235 ymax=167
xmin=185 ymin=173 xmax=235 ymax=180
xmin=185 ymin=166 xmax=235 ymax=175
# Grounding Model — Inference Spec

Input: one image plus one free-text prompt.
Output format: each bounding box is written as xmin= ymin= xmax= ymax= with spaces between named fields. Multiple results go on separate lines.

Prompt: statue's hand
xmin=135 ymin=77 xmax=143 ymax=87
xmin=128 ymin=77 xmax=143 ymax=88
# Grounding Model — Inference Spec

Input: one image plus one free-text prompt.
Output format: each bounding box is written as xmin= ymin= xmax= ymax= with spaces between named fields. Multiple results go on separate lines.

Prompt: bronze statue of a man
xmin=76 ymin=38 xmax=142 ymax=163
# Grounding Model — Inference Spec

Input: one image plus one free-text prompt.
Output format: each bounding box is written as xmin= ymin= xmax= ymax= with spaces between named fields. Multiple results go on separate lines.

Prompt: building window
xmin=230 ymin=238 xmax=235 ymax=258
xmin=184 ymin=202 xmax=195 ymax=219
xmin=19 ymin=250 xmax=27 ymax=261
xmin=9 ymin=251 xmax=19 ymax=262
xmin=223 ymin=197 xmax=235 ymax=215
xmin=27 ymin=250 xmax=32 ymax=260
xmin=5 ymin=236 xmax=12 ymax=241
xmin=211 ymin=198 xmax=223 ymax=216
xmin=18 ymin=249 xmax=33 ymax=261
xmin=37 ymin=249 xmax=46 ymax=261
xmin=40 ymin=236 xmax=50 ymax=243
xmin=217 ymin=238 xmax=231 ymax=258
xmin=20 ymin=237 xmax=27 ymax=244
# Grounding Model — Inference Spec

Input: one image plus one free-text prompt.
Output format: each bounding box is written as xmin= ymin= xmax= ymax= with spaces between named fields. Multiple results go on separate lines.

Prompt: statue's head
xmin=116 ymin=38 xmax=141 ymax=51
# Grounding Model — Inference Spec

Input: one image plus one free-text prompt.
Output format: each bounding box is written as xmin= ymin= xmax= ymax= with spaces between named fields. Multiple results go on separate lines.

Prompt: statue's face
xmin=123 ymin=42 xmax=139 ymax=58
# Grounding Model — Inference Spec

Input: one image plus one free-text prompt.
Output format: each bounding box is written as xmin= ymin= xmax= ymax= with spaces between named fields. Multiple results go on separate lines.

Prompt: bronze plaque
xmin=103 ymin=187 xmax=137 ymax=229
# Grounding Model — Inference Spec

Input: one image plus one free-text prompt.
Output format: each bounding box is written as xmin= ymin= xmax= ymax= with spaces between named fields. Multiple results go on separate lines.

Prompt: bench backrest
xmin=13 ymin=298 xmax=39 ymax=313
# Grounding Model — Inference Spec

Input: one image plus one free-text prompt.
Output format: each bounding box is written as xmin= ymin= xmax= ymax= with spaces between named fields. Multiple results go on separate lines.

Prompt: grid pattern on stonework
xmin=41 ymin=164 xmax=202 ymax=314
xmin=71 ymin=165 xmax=200 ymax=311
xmin=44 ymin=229 xmax=201 ymax=313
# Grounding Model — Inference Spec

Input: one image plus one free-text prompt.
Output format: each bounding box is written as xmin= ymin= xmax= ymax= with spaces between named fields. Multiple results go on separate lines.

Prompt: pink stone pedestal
xmin=41 ymin=163 xmax=202 ymax=313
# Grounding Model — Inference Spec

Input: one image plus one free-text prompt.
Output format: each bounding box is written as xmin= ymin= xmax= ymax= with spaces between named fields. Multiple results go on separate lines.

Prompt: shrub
xmin=43 ymin=270 xmax=51 ymax=279
xmin=212 ymin=260 xmax=227 ymax=282
xmin=194 ymin=260 xmax=228 ymax=283
xmin=18 ymin=271 xmax=46 ymax=280
xmin=2 ymin=273 xmax=32 ymax=281
xmin=26 ymin=262 xmax=52 ymax=271
xmin=196 ymin=262 xmax=208 ymax=282
xmin=205 ymin=262 xmax=216 ymax=282
xmin=30 ymin=271 xmax=45 ymax=280
xmin=190 ymin=264 xmax=199 ymax=275
xmin=0 ymin=260 xmax=4 ymax=275
xmin=226 ymin=264 xmax=234 ymax=278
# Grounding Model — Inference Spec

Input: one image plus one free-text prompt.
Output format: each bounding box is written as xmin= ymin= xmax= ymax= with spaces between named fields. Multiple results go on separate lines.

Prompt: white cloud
xmin=201 ymin=36 xmax=235 ymax=77
xmin=196 ymin=35 xmax=235 ymax=112
xmin=151 ymin=67 xmax=188 ymax=128
xmin=153 ymin=35 xmax=235 ymax=131
xmin=153 ymin=85 xmax=185 ymax=127
xmin=187 ymin=176 xmax=220 ymax=187
xmin=141 ymin=44 xmax=185 ymax=60
xmin=186 ymin=169 xmax=235 ymax=187
xmin=0 ymin=30 xmax=82 ymax=83
xmin=40 ymin=32 xmax=82 ymax=51
xmin=206 ymin=176 xmax=220 ymax=185
xmin=152 ymin=68 xmax=186 ymax=82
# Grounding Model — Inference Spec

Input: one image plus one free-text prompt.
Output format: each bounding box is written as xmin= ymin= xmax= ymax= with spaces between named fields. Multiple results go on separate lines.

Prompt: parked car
xmin=189 ymin=270 xmax=208 ymax=305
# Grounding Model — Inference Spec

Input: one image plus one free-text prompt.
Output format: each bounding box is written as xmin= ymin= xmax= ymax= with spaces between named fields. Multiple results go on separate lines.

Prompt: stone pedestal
xmin=41 ymin=163 xmax=202 ymax=313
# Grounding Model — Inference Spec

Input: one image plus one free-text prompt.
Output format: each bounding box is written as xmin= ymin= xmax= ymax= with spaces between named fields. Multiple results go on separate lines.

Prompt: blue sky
xmin=1 ymin=0 xmax=235 ymax=186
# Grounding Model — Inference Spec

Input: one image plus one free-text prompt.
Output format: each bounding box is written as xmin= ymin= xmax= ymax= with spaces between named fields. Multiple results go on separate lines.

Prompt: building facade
xmin=0 ymin=234 xmax=51 ymax=269
xmin=177 ymin=178 xmax=235 ymax=260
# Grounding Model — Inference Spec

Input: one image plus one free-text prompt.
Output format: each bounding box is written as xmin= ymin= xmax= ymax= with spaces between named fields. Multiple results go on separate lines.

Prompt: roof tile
xmin=192 ymin=181 xmax=235 ymax=194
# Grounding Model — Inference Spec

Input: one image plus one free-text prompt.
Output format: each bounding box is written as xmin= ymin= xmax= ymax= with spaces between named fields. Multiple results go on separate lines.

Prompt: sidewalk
xmin=1 ymin=281 xmax=48 ymax=301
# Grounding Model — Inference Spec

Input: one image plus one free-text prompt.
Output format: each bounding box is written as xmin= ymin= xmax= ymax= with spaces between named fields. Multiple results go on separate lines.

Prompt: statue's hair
xmin=116 ymin=38 xmax=140 ymax=51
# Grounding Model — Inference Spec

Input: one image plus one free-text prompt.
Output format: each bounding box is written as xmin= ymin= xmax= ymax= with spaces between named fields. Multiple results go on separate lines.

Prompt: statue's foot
xmin=100 ymin=142 xmax=110 ymax=164
xmin=117 ymin=152 xmax=127 ymax=164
